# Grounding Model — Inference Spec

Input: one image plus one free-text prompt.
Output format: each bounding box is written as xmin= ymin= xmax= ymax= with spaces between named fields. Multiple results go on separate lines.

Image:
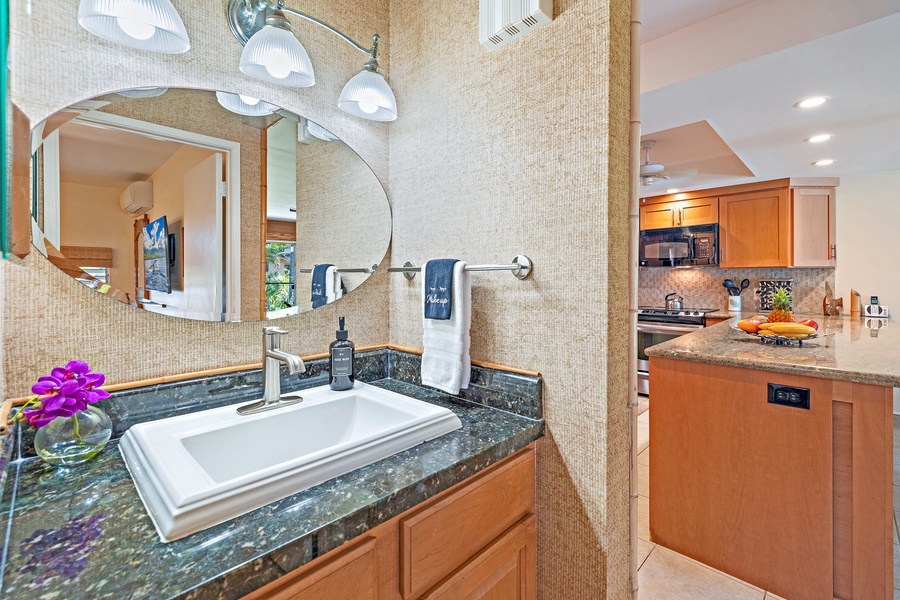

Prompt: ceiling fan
xmin=640 ymin=139 xmax=669 ymax=186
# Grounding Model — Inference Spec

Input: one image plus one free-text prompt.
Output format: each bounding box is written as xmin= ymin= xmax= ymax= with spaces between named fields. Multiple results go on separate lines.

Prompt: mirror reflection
xmin=29 ymin=88 xmax=391 ymax=322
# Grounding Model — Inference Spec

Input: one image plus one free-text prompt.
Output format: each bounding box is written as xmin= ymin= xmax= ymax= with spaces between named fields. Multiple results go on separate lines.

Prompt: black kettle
xmin=665 ymin=292 xmax=683 ymax=311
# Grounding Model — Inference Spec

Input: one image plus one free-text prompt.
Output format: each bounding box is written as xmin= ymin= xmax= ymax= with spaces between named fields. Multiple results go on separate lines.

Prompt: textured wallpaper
xmin=295 ymin=138 xmax=392 ymax=310
xmin=388 ymin=1 xmax=632 ymax=597
xmin=4 ymin=0 xmax=392 ymax=394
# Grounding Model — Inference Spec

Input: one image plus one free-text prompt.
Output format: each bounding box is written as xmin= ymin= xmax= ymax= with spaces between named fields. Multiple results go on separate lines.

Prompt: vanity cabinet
xmin=639 ymin=196 xmax=718 ymax=230
xmin=244 ymin=446 xmax=536 ymax=600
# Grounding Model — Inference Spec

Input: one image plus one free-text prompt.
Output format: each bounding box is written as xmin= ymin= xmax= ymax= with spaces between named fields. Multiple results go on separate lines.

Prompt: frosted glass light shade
xmin=338 ymin=70 xmax=397 ymax=122
xmin=116 ymin=87 xmax=169 ymax=98
xmin=240 ymin=26 xmax=315 ymax=88
xmin=78 ymin=0 xmax=190 ymax=54
xmin=215 ymin=92 xmax=278 ymax=116
xmin=307 ymin=121 xmax=338 ymax=141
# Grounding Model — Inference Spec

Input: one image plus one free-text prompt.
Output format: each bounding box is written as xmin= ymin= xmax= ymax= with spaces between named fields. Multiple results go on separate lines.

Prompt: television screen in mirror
xmin=28 ymin=88 xmax=391 ymax=322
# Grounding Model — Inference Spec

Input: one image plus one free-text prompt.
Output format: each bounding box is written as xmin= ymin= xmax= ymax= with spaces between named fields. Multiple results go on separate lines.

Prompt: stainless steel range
xmin=637 ymin=306 xmax=715 ymax=396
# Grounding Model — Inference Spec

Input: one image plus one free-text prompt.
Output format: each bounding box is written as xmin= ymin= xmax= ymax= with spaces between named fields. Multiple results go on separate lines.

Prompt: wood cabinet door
xmin=639 ymin=203 xmax=677 ymax=230
xmin=678 ymin=197 xmax=718 ymax=227
xmin=791 ymin=187 xmax=836 ymax=267
xmin=719 ymin=188 xmax=789 ymax=267
xmin=400 ymin=448 xmax=535 ymax=599
xmin=422 ymin=516 xmax=536 ymax=600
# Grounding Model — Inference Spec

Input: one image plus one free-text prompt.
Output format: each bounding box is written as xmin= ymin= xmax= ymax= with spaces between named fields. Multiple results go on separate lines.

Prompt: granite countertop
xmin=0 ymin=349 xmax=543 ymax=600
xmin=646 ymin=314 xmax=900 ymax=387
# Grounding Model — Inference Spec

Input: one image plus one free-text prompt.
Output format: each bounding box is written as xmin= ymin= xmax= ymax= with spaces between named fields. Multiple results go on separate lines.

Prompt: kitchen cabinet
xmin=642 ymin=178 xmax=838 ymax=268
xmin=718 ymin=184 xmax=838 ymax=268
xmin=791 ymin=187 xmax=836 ymax=267
xmin=639 ymin=196 xmax=718 ymax=230
xmin=719 ymin=188 xmax=790 ymax=267
xmin=244 ymin=445 xmax=536 ymax=600
xmin=649 ymin=356 xmax=893 ymax=600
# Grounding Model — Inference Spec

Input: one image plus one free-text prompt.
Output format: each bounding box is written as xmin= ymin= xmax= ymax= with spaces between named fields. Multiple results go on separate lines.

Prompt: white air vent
xmin=480 ymin=0 xmax=552 ymax=51
xmin=119 ymin=181 xmax=153 ymax=216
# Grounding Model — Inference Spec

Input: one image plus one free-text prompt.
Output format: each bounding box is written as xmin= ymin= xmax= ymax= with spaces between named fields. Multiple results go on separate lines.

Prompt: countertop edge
xmin=646 ymin=348 xmax=900 ymax=388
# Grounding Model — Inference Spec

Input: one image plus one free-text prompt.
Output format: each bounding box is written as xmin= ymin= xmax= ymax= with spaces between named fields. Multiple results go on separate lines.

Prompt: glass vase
xmin=34 ymin=405 xmax=112 ymax=466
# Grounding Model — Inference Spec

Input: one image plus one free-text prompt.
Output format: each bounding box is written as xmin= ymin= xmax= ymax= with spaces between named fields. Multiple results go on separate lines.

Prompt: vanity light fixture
xmin=215 ymin=91 xmax=279 ymax=116
xmin=666 ymin=188 xmax=679 ymax=194
xmin=227 ymin=0 xmax=397 ymax=122
xmin=794 ymin=96 xmax=829 ymax=109
xmin=306 ymin=120 xmax=339 ymax=142
xmin=813 ymin=159 xmax=835 ymax=166
xmin=116 ymin=87 xmax=169 ymax=98
xmin=806 ymin=134 xmax=833 ymax=143
xmin=77 ymin=0 xmax=190 ymax=54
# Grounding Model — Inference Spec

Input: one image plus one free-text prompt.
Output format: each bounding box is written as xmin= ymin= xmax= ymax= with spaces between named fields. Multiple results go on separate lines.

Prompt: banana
xmin=757 ymin=323 xmax=817 ymax=336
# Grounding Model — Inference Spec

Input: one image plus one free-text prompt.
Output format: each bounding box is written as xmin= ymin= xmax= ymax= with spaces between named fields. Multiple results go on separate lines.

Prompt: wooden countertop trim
xmin=6 ymin=344 xmax=540 ymax=406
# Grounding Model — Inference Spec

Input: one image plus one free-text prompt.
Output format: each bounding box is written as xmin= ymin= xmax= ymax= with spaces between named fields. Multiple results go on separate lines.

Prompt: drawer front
xmin=400 ymin=448 xmax=535 ymax=599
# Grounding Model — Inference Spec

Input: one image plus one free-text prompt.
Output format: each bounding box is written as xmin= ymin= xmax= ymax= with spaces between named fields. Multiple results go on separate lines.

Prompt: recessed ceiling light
xmin=813 ymin=159 xmax=835 ymax=166
xmin=666 ymin=188 xmax=679 ymax=194
xmin=806 ymin=134 xmax=832 ymax=143
xmin=795 ymin=96 xmax=829 ymax=109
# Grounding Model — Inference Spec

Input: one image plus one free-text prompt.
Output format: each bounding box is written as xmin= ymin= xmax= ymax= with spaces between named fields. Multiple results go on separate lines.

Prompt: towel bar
xmin=388 ymin=256 xmax=532 ymax=281
xmin=297 ymin=264 xmax=378 ymax=274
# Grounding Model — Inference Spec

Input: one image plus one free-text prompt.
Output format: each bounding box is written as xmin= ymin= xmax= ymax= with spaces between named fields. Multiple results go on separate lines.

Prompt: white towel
xmin=422 ymin=260 xmax=471 ymax=394
xmin=332 ymin=268 xmax=343 ymax=302
xmin=324 ymin=266 xmax=339 ymax=304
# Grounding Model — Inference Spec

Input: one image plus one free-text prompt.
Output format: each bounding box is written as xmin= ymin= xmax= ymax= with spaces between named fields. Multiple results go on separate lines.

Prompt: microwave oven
xmin=639 ymin=223 xmax=718 ymax=267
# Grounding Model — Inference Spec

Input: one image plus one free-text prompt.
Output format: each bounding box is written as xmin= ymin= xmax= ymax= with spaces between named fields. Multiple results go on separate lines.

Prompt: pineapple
xmin=767 ymin=287 xmax=795 ymax=323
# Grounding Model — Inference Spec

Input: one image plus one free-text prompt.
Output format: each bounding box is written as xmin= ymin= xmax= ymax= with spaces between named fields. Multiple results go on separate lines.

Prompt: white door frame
xmin=73 ymin=110 xmax=243 ymax=321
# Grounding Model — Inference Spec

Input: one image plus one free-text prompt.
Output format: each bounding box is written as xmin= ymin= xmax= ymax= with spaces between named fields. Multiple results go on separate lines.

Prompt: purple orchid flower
xmin=19 ymin=361 xmax=109 ymax=429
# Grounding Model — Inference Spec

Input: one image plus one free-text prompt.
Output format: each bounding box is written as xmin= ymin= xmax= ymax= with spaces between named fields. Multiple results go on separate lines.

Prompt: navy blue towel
xmin=311 ymin=264 xmax=332 ymax=308
xmin=424 ymin=259 xmax=458 ymax=320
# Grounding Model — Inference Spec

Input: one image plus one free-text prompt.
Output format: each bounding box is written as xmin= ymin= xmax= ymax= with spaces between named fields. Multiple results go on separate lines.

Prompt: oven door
xmin=636 ymin=322 xmax=704 ymax=395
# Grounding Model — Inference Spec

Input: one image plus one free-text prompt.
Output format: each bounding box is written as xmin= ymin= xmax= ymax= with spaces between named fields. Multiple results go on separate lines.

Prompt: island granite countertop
xmin=0 ymin=348 xmax=543 ymax=600
xmin=646 ymin=314 xmax=900 ymax=387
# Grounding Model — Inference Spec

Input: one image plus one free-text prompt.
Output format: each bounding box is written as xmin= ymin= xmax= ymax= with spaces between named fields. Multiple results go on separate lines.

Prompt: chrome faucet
xmin=237 ymin=327 xmax=306 ymax=415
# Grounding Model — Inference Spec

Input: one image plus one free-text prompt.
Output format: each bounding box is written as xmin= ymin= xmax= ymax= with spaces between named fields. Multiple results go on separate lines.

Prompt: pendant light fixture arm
xmin=245 ymin=0 xmax=375 ymax=57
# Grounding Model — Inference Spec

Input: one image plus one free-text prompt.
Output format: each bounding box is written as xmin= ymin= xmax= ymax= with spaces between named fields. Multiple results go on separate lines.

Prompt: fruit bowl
xmin=731 ymin=327 xmax=832 ymax=347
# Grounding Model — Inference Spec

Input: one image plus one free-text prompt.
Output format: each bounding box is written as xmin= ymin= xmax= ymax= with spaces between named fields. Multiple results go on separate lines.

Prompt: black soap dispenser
xmin=329 ymin=317 xmax=355 ymax=391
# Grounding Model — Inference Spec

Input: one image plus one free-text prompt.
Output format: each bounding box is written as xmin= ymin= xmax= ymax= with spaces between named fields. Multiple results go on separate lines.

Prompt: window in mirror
xmin=265 ymin=241 xmax=296 ymax=316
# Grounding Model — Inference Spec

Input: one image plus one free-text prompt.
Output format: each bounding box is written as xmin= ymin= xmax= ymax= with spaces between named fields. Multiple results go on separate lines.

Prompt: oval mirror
xmin=28 ymin=88 xmax=391 ymax=322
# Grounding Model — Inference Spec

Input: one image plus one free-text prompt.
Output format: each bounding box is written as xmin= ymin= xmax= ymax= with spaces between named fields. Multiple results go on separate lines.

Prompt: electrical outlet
xmin=767 ymin=384 xmax=810 ymax=410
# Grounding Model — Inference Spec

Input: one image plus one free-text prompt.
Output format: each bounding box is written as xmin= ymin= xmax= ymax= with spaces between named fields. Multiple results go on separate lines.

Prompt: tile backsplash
xmin=639 ymin=267 xmax=835 ymax=315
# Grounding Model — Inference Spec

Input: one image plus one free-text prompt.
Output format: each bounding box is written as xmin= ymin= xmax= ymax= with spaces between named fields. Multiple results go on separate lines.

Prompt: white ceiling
xmin=640 ymin=0 xmax=900 ymax=196
xmin=641 ymin=0 xmax=753 ymax=44
xmin=58 ymin=122 xmax=182 ymax=190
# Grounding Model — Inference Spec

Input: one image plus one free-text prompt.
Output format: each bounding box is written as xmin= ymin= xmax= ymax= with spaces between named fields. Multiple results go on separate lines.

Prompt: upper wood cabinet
xmin=719 ymin=188 xmax=790 ymax=268
xmin=643 ymin=178 xmax=838 ymax=268
xmin=791 ymin=187 xmax=836 ymax=267
xmin=640 ymin=197 xmax=718 ymax=230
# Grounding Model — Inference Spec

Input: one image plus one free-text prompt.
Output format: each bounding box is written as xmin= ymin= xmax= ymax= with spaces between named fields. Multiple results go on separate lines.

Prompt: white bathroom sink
xmin=119 ymin=382 xmax=462 ymax=542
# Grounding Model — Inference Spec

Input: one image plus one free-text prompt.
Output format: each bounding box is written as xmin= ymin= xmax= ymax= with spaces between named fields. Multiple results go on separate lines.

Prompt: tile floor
xmin=634 ymin=407 xmax=900 ymax=598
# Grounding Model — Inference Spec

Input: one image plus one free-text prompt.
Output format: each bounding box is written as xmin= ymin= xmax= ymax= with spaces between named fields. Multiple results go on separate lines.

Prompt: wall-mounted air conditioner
xmin=120 ymin=181 xmax=153 ymax=216
xmin=480 ymin=0 xmax=553 ymax=51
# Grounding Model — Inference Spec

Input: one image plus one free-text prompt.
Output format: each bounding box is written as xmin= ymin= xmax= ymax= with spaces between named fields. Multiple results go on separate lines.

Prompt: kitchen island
xmin=646 ymin=316 xmax=896 ymax=600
